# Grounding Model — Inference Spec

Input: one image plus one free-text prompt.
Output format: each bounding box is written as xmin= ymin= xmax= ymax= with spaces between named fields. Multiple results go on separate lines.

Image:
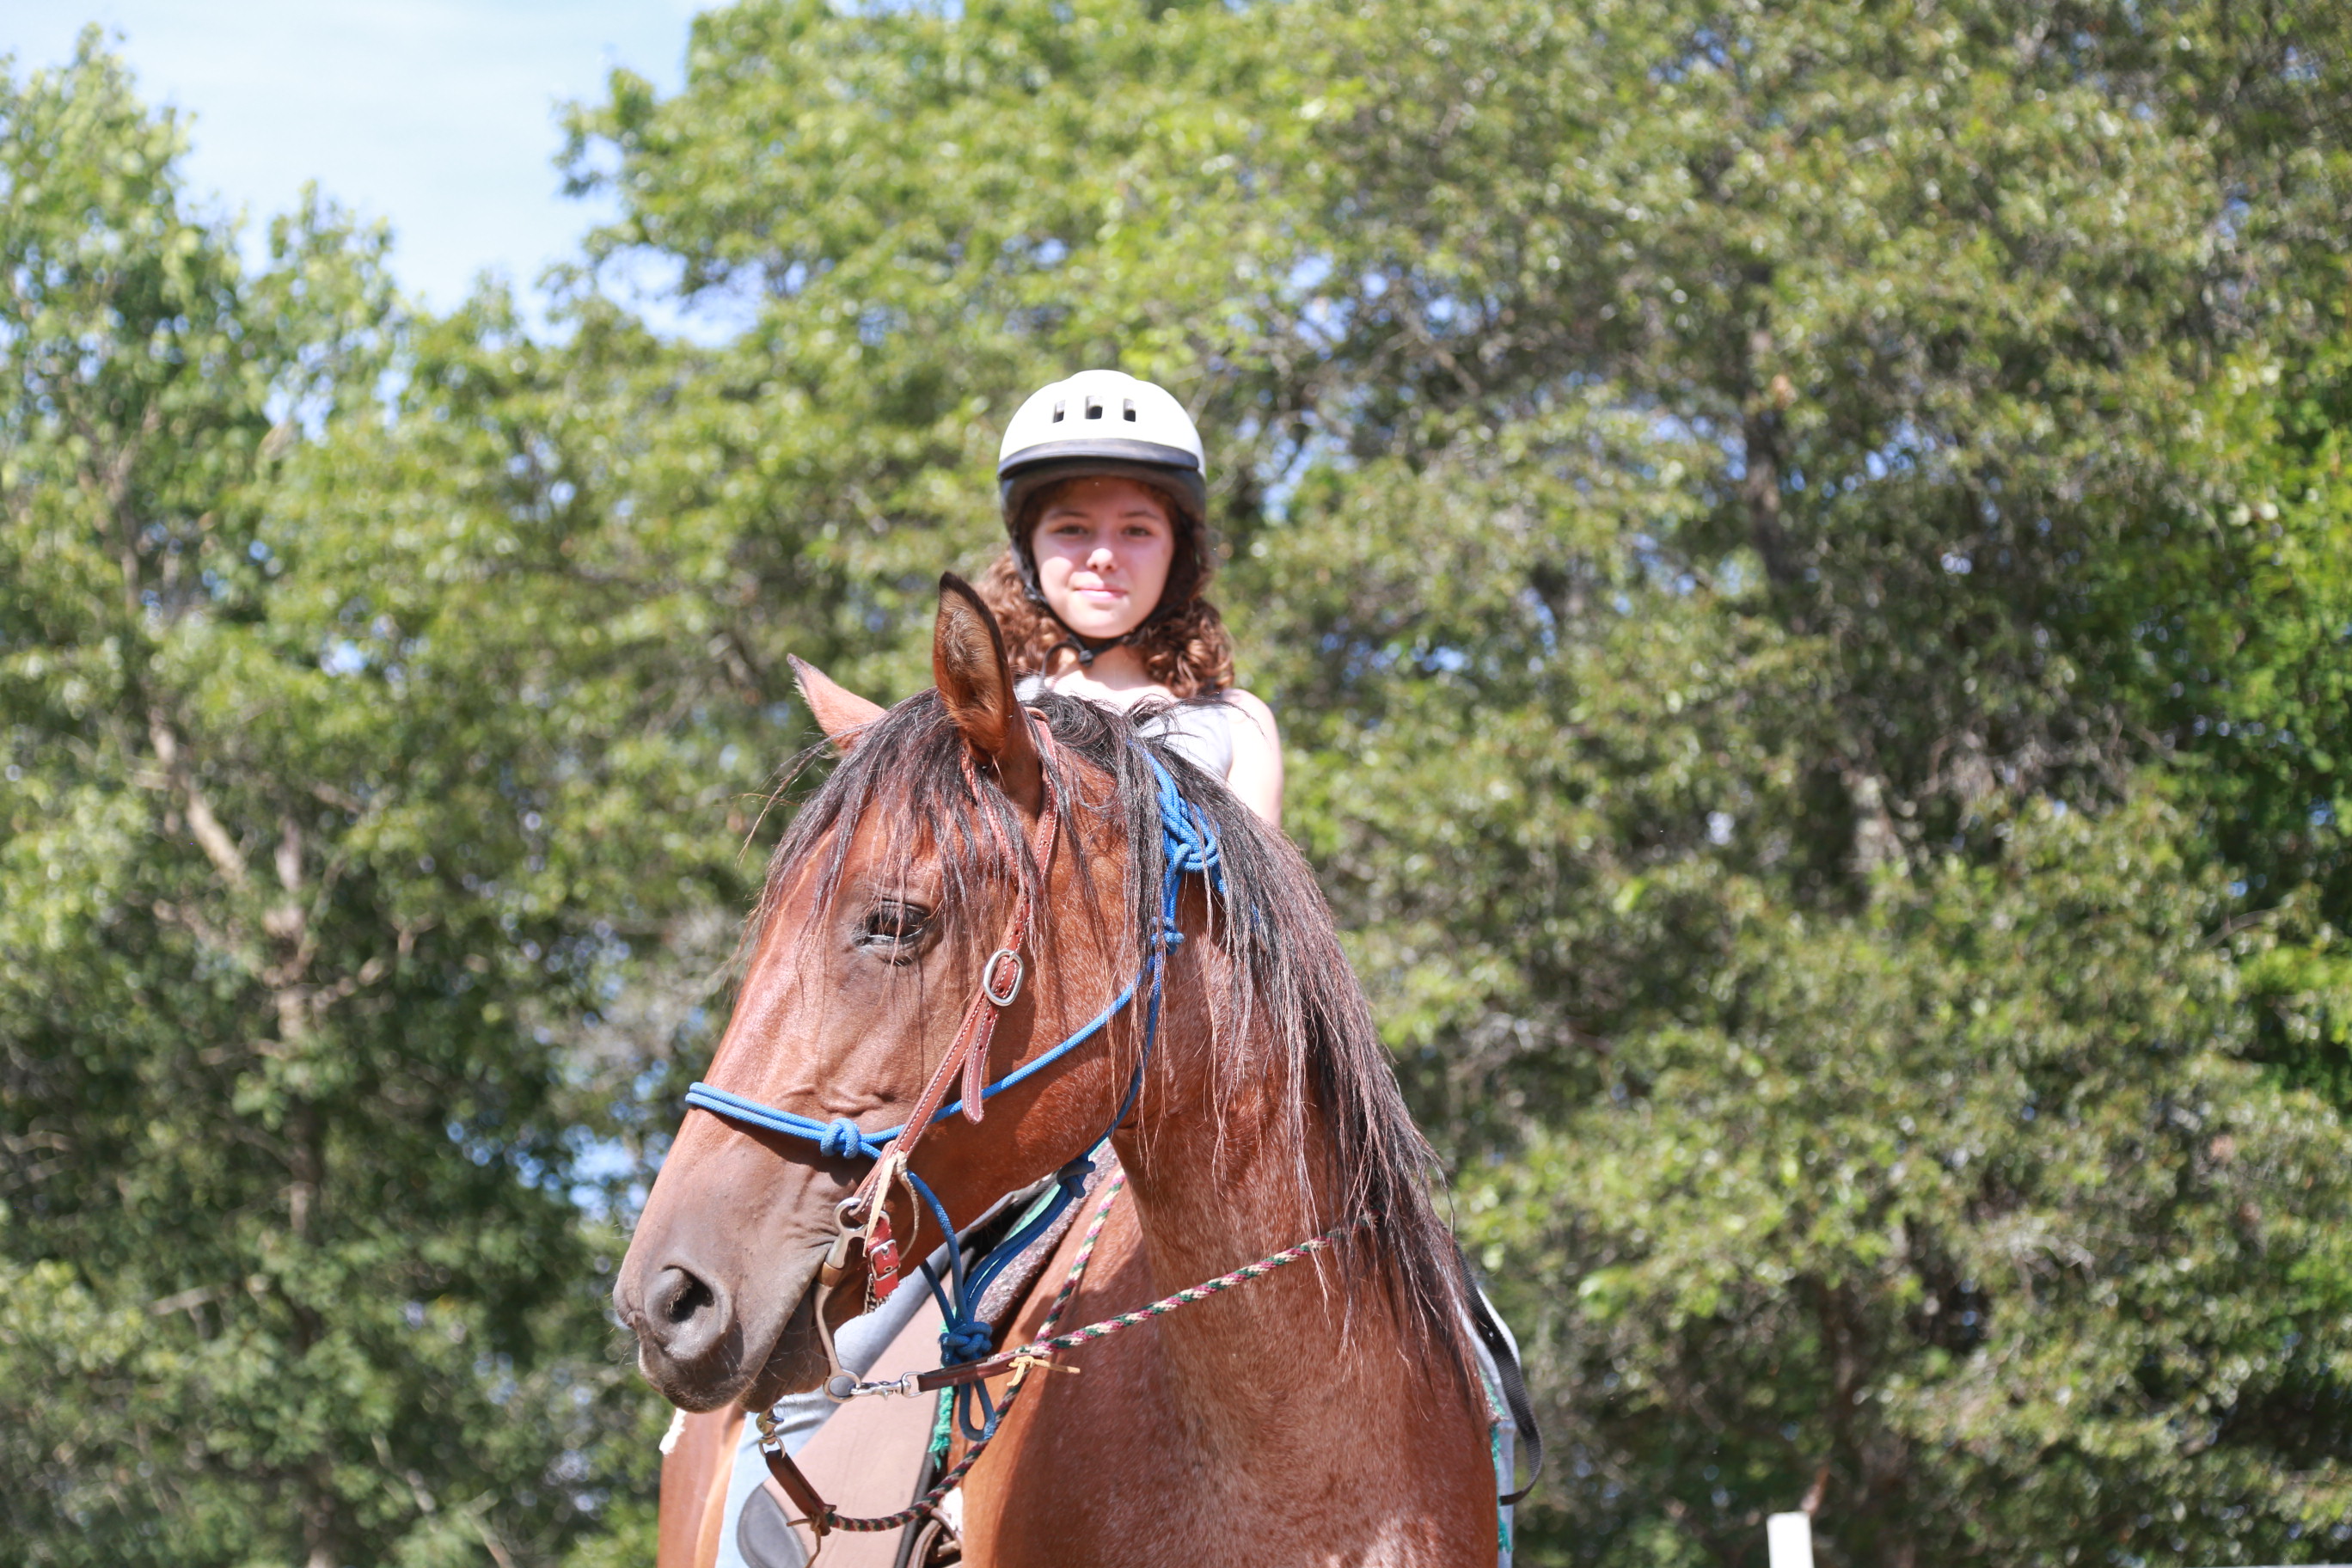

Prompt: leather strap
xmin=1454 ymin=1239 xmax=1545 ymax=1505
xmin=753 ymin=720 xmax=1063 ymax=1534
xmin=762 ymin=1443 xmax=835 ymax=1539
xmin=849 ymin=713 xmax=1061 ymax=1302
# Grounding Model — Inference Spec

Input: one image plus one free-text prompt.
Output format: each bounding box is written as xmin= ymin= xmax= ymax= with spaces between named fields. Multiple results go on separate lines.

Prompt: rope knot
xmin=818 ymin=1119 xmax=865 ymax=1161
xmin=1165 ymin=828 xmax=1217 ymax=874
xmin=940 ymin=1319 xmax=995 ymax=1367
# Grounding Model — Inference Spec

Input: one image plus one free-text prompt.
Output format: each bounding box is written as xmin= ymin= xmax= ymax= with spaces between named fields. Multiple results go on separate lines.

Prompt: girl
xmin=979 ymin=368 xmax=1283 ymax=825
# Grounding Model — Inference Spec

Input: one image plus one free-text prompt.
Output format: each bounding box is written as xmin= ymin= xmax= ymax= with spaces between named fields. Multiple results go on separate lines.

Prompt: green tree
xmin=1474 ymin=795 xmax=2352 ymax=1564
xmin=2099 ymin=327 xmax=2352 ymax=1107
xmin=0 ymin=41 xmax=715 ymax=1565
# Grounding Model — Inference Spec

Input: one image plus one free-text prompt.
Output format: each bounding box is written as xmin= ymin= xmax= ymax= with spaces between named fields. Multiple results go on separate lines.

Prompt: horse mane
xmin=751 ymin=688 xmax=1479 ymax=1383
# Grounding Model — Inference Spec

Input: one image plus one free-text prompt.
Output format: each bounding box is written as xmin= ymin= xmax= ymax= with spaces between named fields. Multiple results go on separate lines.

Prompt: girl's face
xmin=1028 ymin=477 xmax=1177 ymax=641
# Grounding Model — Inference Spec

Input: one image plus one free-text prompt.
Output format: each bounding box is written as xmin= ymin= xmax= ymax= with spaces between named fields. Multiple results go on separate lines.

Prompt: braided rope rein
xmin=949 ymin=1204 xmax=1369 ymax=1380
xmin=796 ymin=1171 xmax=1370 ymax=1534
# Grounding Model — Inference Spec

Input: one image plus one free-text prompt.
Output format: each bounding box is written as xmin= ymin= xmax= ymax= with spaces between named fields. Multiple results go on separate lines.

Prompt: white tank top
xmin=1014 ymin=677 xmax=1243 ymax=781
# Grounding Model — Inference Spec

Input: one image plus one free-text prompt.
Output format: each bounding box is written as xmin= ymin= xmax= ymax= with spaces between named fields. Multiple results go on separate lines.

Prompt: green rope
xmin=928 ymin=1386 xmax=953 ymax=1467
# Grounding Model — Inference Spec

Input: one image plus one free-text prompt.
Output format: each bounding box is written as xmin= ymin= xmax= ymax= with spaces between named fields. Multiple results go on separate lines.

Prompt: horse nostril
xmin=651 ymin=1265 xmax=717 ymax=1327
xmin=666 ymin=1276 xmax=714 ymax=1324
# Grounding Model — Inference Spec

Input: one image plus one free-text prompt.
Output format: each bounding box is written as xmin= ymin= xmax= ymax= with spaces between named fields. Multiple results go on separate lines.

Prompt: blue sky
xmin=0 ymin=1 xmax=701 ymax=316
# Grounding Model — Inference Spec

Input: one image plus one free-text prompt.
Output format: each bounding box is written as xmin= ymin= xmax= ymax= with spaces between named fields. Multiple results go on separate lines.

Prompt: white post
xmin=1767 ymin=1512 xmax=1816 ymax=1568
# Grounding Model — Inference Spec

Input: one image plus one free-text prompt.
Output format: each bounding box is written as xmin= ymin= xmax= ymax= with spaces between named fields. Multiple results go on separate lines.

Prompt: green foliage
xmin=12 ymin=1 xmax=2352 ymax=1564
xmin=0 ymin=39 xmax=699 ymax=1566
xmin=547 ymin=1 xmax=2352 ymax=1560
xmin=2104 ymin=329 xmax=2352 ymax=1102
xmin=1469 ymin=796 xmax=2352 ymax=1562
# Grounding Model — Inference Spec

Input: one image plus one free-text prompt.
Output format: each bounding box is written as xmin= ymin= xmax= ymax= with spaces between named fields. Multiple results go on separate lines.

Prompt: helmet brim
xmin=997 ymin=437 xmax=1201 ymax=478
xmin=998 ymin=455 xmax=1208 ymax=530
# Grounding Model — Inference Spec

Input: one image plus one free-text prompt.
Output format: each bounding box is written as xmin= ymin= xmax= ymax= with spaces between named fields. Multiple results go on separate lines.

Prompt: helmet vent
xmin=1050 ymin=401 xmax=1065 ymax=423
xmin=1123 ymin=399 xmax=1137 ymax=421
xmin=1084 ymin=395 xmax=1104 ymax=420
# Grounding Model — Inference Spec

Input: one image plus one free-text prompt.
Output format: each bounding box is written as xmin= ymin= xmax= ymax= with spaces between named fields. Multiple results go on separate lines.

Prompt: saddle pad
xmin=971 ymin=1150 xmax=1118 ymax=1333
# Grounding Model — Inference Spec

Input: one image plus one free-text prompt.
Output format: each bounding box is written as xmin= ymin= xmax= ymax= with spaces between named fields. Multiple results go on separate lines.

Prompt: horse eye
xmin=858 ymin=902 xmax=931 ymax=959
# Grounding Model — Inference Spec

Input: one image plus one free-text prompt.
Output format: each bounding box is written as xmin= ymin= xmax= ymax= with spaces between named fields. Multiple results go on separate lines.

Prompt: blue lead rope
xmin=684 ymin=747 xmax=1221 ymax=1442
xmin=680 ymin=973 xmax=1141 ymax=1162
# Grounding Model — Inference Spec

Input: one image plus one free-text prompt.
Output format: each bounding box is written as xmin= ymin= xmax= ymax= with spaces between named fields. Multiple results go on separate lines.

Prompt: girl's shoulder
xmin=1216 ymin=686 xmax=1278 ymax=742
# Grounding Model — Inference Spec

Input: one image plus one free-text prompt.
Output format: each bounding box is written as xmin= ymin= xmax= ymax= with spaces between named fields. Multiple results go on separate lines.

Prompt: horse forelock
xmin=746 ymin=687 xmax=1479 ymax=1387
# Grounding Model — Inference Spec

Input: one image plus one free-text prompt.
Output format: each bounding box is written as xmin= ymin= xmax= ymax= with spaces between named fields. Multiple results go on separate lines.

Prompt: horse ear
xmin=933 ymin=573 xmax=1042 ymax=812
xmin=790 ymin=656 xmax=885 ymax=753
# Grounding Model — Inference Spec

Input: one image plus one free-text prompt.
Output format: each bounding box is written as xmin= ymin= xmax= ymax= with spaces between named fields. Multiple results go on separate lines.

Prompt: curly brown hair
xmin=976 ymin=547 xmax=1236 ymax=699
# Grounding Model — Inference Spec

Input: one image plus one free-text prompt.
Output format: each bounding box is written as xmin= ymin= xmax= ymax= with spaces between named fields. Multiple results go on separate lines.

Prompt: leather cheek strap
xmin=846 ymin=713 xmax=1063 ymax=1296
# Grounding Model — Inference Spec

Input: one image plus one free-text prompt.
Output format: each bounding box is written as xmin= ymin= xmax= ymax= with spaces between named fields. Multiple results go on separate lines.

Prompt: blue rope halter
xmin=683 ymin=746 xmax=1221 ymax=1441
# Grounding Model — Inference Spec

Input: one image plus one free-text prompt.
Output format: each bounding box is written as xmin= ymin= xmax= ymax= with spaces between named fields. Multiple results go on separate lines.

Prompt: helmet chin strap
xmin=1040 ymin=622 xmax=1139 ymax=670
xmin=1022 ymin=571 xmax=1177 ymax=672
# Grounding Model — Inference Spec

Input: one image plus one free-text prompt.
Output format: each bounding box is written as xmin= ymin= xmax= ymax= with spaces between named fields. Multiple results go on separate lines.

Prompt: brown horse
xmin=616 ymin=578 xmax=1500 ymax=1565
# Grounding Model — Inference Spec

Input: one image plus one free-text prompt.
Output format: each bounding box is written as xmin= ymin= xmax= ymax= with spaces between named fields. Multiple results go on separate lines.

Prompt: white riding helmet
xmin=995 ymin=371 xmax=1215 ymax=634
xmin=996 ymin=369 xmax=1208 ymax=527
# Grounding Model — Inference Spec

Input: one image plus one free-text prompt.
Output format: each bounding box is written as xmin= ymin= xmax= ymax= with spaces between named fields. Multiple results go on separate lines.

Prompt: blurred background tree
xmin=7 ymin=1 xmax=2352 ymax=1563
xmin=0 ymin=41 xmax=740 ymax=1568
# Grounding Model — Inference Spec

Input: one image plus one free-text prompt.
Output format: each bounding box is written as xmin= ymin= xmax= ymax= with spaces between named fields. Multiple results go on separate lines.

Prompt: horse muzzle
xmin=616 ymin=1245 xmax=831 ymax=1412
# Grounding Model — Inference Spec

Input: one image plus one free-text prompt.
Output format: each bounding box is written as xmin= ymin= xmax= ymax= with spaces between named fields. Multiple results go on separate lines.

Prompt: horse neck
xmin=1104 ymin=940 xmax=1419 ymax=1436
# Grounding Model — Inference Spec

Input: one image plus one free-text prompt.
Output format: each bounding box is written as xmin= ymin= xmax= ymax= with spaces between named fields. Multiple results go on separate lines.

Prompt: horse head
xmin=614 ymin=576 xmax=1146 ymax=1412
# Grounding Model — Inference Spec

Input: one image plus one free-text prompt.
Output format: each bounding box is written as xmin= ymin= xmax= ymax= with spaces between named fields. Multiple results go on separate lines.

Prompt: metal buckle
xmin=982 ymin=947 xmax=1024 ymax=1007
